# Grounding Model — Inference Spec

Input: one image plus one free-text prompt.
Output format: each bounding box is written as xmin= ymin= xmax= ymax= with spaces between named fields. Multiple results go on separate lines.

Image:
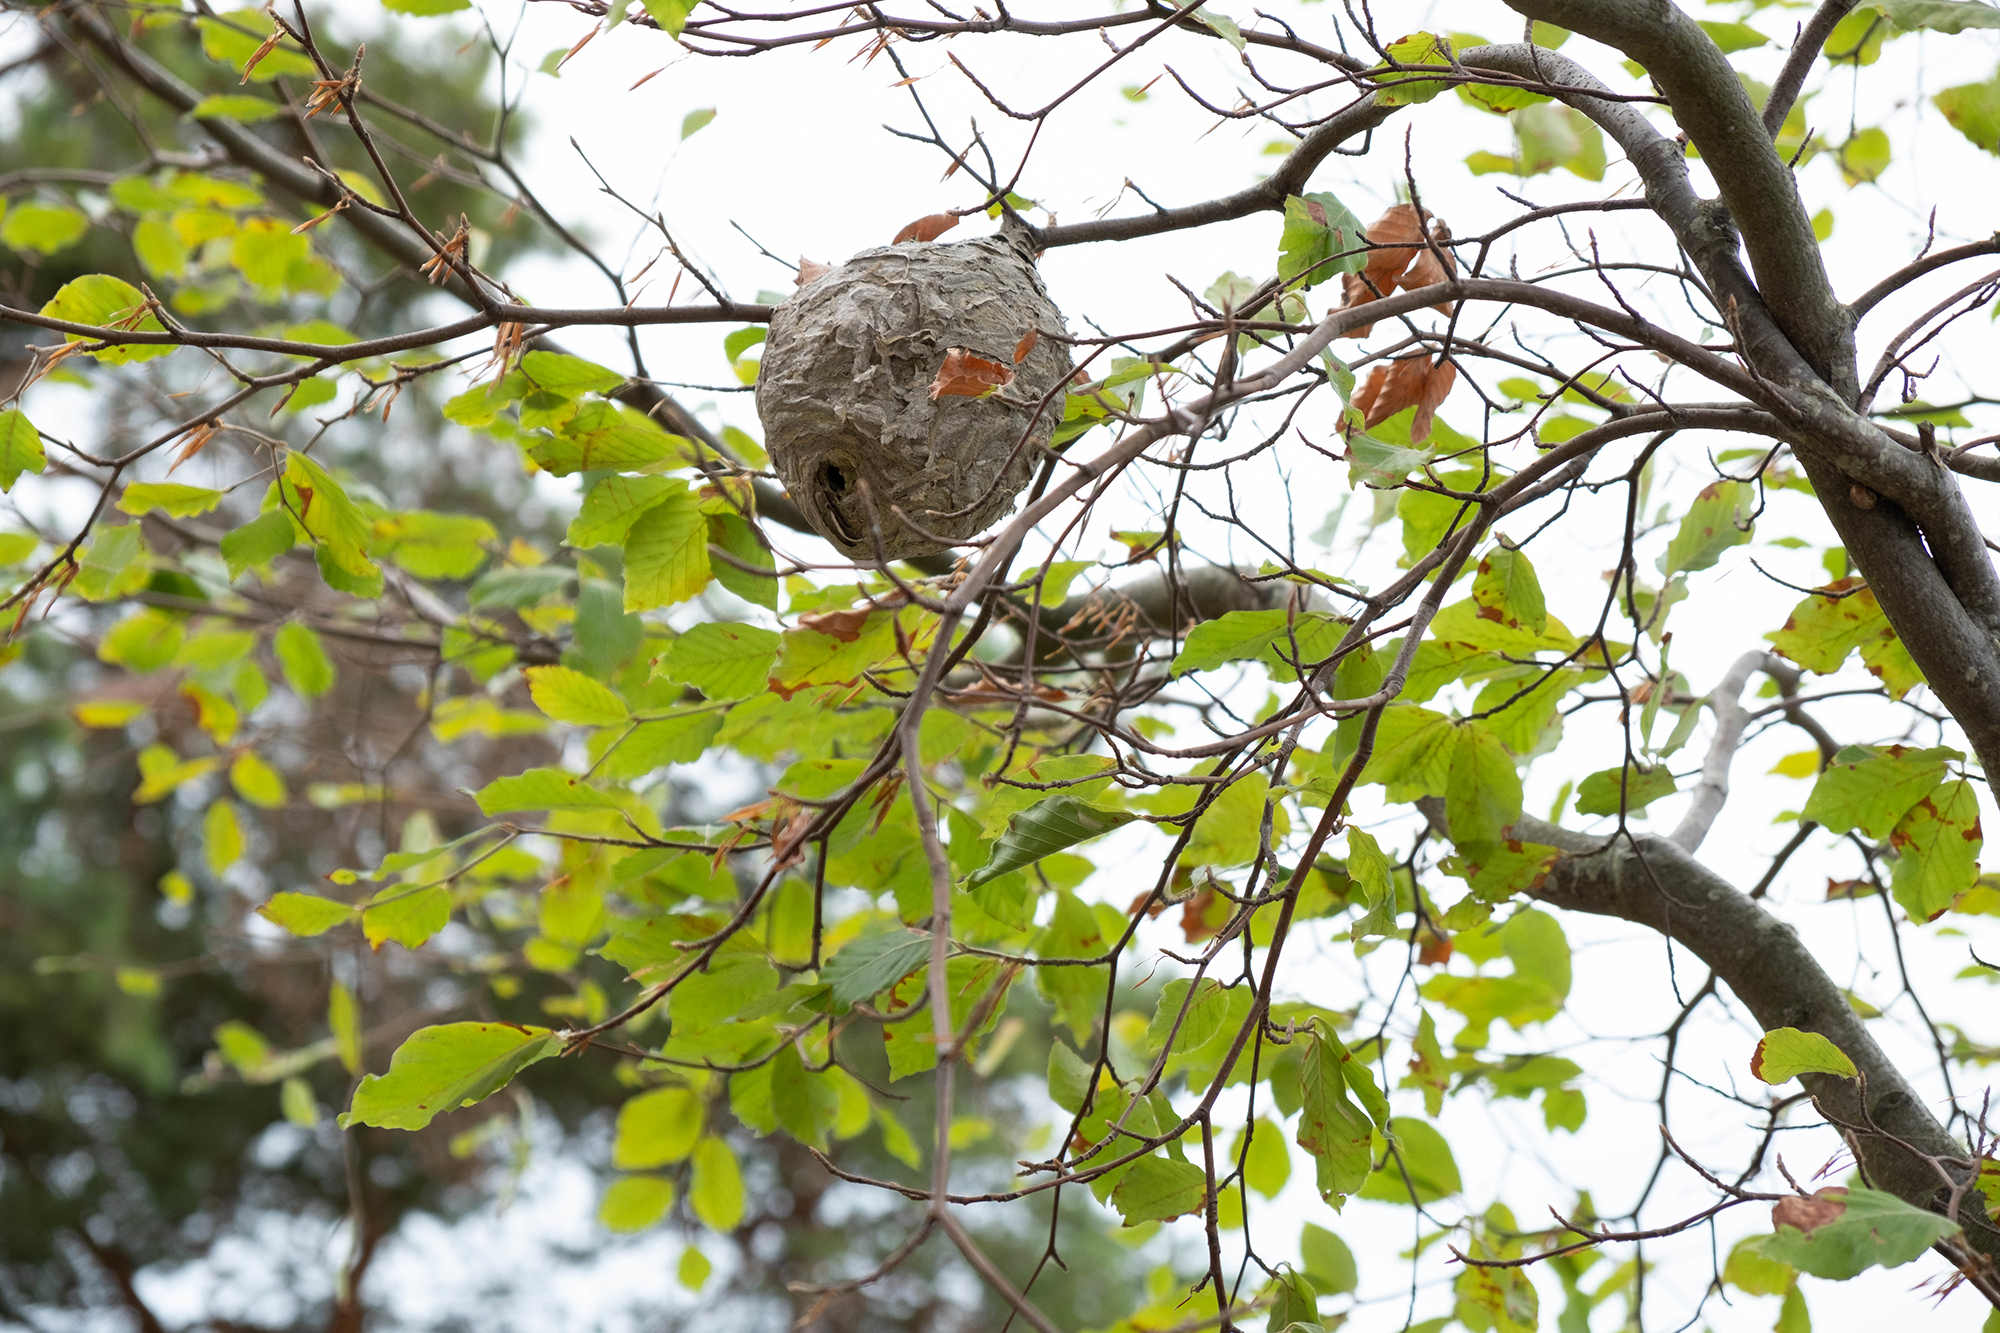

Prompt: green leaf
xmin=1110 ymin=1154 xmax=1209 ymax=1226
xmin=256 ymin=891 xmax=355 ymax=936
xmin=468 ymin=564 xmax=572 ymax=609
xmin=1300 ymin=1222 xmax=1358 ymax=1295
xmin=967 ymin=796 xmax=1135 ymax=888
xmin=599 ymin=1175 xmax=674 ymax=1233
xmin=1048 ymin=1041 xmax=1095 ymax=1113
xmin=1371 ymin=31 xmax=1453 ymax=106
xmin=473 ymin=767 xmax=627 ymax=815
xmin=1769 ymin=579 xmax=1924 ymax=699
xmin=1143 ymin=977 xmax=1232 ymax=1056
xmin=280 ymin=452 xmax=379 ymax=590
xmin=373 ymin=510 xmax=494 ymax=579
xmin=189 ymin=94 xmax=284 ymax=122
xmin=1235 ymin=1117 xmax=1292 ymax=1199
xmin=1359 ymin=1116 xmax=1462 ymax=1204
xmin=1171 ymin=608 xmax=1343 ymax=676
xmin=1889 ymin=778 xmax=1982 ymax=921
xmin=706 ymin=513 xmax=778 ymax=610
xmin=530 ymin=401 xmax=683 ymax=474
xmin=592 ymin=710 xmax=722 ymax=781
xmin=118 ymin=482 xmax=224 ymax=518
xmin=1277 ymin=192 xmax=1368 ymax=290
xmin=525 ymin=664 xmax=630 ymax=727
xmin=688 ymin=1136 xmax=745 ymax=1231
xmin=72 ymin=524 xmax=146 ymax=602
xmin=614 ymin=1085 xmax=704 ymax=1168
xmin=1573 ymin=763 xmax=1676 ymax=817
xmin=1751 ymin=1186 xmax=1959 ymax=1279
xmin=362 ymin=882 xmax=450 ymax=950
xmin=231 ymin=751 xmax=288 ymax=809
xmin=39 ymin=274 xmax=173 ymax=364
xmin=1936 ymin=71 xmax=2000 ymax=153
xmin=641 ymin=0 xmax=695 ymax=35
xmin=623 ymin=487 xmax=710 ymax=611
xmin=274 ymin=622 xmax=336 ymax=698
xmin=0 ymin=409 xmax=46 ymax=492
xmin=98 ymin=612 xmax=185 ymax=676
xmin=1296 ymin=1024 xmax=1377 ymax=1206
xmin=1359 ymin=705 xmax=1456 ymax=801
xmin=824 ymin=930 xmax=933 ymax=1006
xmin=221 ymin=509 xmax=298 ymax=578
xmin=521 ymin=349 xmax=625 ymax=396
xmin=1472 ymin=546 xmax=1547 ymax=635
xmin=678 ymin=1246 xmax=712 ymax=1291
xmin=340 ymin=1022 xmax=561 ymax=1130
xmin=1445 ymin=723 xmax=1522 ymax=845
xmin=1837 ymin=126 xmax=1893 ymax=185
xmin=203 ymin=799 xmax=243 ymax=876
xmin=654 ymin=622 xmax=780 ymax=700
xmin=1263 ymin=1266 xmax=1317 ymax=1333
xmin=1751 ymin=1027 xmax=1858 ymax=1083
xmin=3 ymin=202 xmax=89 ymax=255
xmin=1800 ymin=744 xmax=1952 ymax=839
xmin=1697 ymin=19 xmax=1769 ymax=51
xmin=681 ymin=107 xmax=717 ymax=139
xmin=1875 ymin=0 xmax=2000 ymax=33
xmin=1659 ymin=480 xmax=1752 ymax=578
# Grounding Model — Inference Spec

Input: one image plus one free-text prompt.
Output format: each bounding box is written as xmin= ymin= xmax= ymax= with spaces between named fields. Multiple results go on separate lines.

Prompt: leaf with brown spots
xmin=893 ymin=212 xmax=959 ymax=245
xmin=928 ymin=347 xmax=1014 ymax=400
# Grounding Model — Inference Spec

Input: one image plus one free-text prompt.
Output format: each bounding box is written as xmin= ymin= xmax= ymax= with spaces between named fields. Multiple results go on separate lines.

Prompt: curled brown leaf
xmin=929 ymin=347 xmax=1014 ymax=400
xmin=893 ymin=212 xmax=960 ymax=245
xmin=1772 ymin=1188 xmax=1848 ymax=1234
xmin=797 ymin=256 xmax=832 ymax=286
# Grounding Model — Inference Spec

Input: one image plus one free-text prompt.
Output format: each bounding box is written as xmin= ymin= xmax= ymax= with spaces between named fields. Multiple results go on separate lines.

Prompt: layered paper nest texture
xmin=756 ymin=233 xmax=1073 ymax=561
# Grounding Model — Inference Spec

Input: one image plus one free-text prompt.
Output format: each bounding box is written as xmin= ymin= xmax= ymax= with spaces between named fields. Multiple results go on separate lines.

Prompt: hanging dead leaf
xmin=797 ymin=256 xmax=832 ymax=286
xmin=1014 ymin=327 xmax=1040 ymax=364
xmin=1179 ymin=885 xmax=1222 ymax=943
xmin=797 ymin=606 xmax=873 ymax=642
xmin=893 ymin=212 xmax=960 ymax=245
xmin=1349 ymin=355 xmax=1456 ymax=443
xmin=928 ymin=347 xmax=1014 ymax=400
xmin=1401 ymin=235 xmax=1457 ymax=318
xmin=1417 ymin=929 xmax=1453 ymax=966
xmin=1339 ymin=207 xmax=1458 ymax=336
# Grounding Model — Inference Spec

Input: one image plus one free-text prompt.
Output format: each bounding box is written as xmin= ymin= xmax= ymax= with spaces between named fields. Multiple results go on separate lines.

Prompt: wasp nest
xmin=756 ymin=229 xmax=1073 ymax=562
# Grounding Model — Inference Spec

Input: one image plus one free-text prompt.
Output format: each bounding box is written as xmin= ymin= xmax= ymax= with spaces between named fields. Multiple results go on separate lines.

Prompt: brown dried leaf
xmin=797 ymin=256 xmax=832 ymax=286
xmin=797 ymin=607 xmax=872 ymax=642
xmin=1014 ymin=327 xmax=1040 ymax=364
xmin=1179 ymin=885 xmax=1223 ymax=943
xmin=1401 ymin=239 xmax=1457 ymax=318
xmin=1772 ymin=1188 xmax=1848 ymax=1235
xmin=1354 ymin=355 xmax=1456 ymax=443
xmin=1337 ymin=203 xmax=1427 ymax=339
xmin=167 ymin=422 xmax=219 ymax=475
xmin=893 ymin=212 xmax=960 ymax=245
xmin=928 ymin=346 xmax=1014 ymax=401
xmin=1417 ymin=930 xmax=1453 ymax=966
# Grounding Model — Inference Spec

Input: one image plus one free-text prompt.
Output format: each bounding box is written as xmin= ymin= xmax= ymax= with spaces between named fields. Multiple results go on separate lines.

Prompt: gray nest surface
xmin=755 ymin=230 xmax=1073 ymax=562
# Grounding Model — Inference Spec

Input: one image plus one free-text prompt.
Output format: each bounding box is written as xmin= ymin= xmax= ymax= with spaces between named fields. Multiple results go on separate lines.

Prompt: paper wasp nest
xmin=756 ymin=230 xmax=1073 ymax=562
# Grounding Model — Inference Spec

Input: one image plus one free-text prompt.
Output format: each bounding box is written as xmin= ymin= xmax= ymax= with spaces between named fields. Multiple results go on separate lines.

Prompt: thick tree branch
xmin=1763 ymin=0 xmax=1859 ymax=137
xmin=1513 ymin=814 xmax=2000 ymax=1265
xmin=1497 ymin=1 xmax=1855 ymax=392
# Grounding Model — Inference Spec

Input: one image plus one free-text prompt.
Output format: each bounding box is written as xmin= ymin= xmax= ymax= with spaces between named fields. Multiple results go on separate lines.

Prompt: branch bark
xmin=1513 ymin=813 xmax=2000 ymax=1265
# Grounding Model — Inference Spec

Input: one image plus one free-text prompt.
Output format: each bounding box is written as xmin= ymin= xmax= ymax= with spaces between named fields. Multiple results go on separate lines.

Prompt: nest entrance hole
xmin=815 ymin=458 xmax=865 ymax=548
